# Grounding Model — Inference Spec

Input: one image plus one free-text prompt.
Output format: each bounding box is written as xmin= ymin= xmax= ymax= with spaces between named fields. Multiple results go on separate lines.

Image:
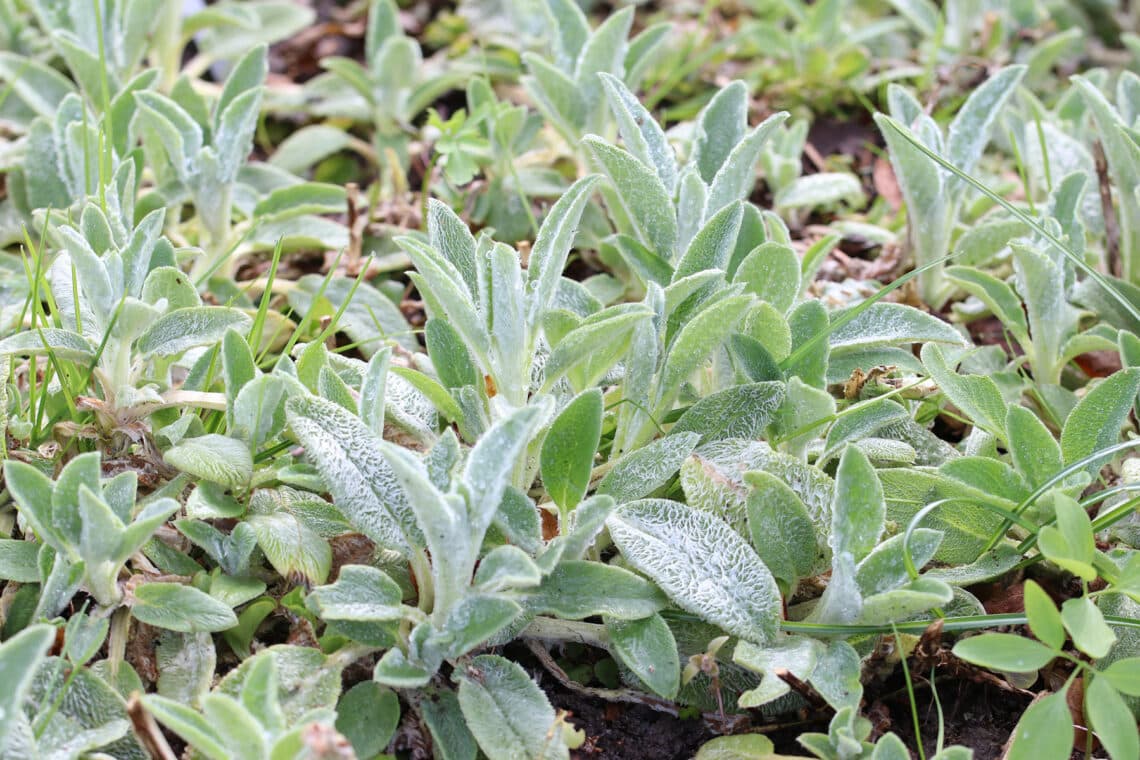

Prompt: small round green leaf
xmin=336 ymin=681 xmax=400 ymax=759
xmin=1102 ymin=657 xmax=1140 ymax=697
xmin=1005 ymin=690 xmax=1074 ymax=760
xmin=1087 ymin=675 xmax=1140 ymax=760
xmin=1061 ymin=597 xmax=1117 ymax=659
xmin=1024 ymin=580 xmax=1065 ymax=651
xmin=605 ymin=613 xmax=680 ymax=700
xmin=952 ymin=633 xmax=1056 ymax=673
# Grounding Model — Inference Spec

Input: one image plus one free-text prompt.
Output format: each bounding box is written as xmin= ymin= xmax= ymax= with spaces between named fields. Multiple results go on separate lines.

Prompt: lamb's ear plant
xmin=143 ymin=650 xmax=346 ymax=760
xmin=877 ymin=90 xmax=1140 ymax=336
xmin=794 ymin=706 xmax=974 ymax=759
xmin=1072 ymin=71 xmax=1140 ymax=284
xmin=0 ymin=174 xmax=251 ymax=435
xmin=874 ymin=65 xmax=1026 ymax=308
xmin=284 ymin=387 xmax=663 ymax=758
xmin=761 ymin=118 xmax=865 ymax=221
xmin=1 ymin=451 xmax=237 ymax=634
xmin=133 ymin=44 xmax=267 ymax=280
xmin=807 ymin=445 xmax=952 ymax=626
xmin=163 ymin=0 xmax=313 ymax=84
xmin=8 ymin=1 xmax=1140 ymax=755
xmin=688 ymin=442 xmax=949 ymax=709
xmin=0 ymin=0 xmax=168 ymax=144
xmin=886 ymin=0 xmax=1086 ymax=84
xmin=602 ymin=208 xmax=967 ymax=458
xmin=0 ymin=45 xmax=81 ymax=137
xmin=398 ymin=174 xmax=654 ymax=428
xmin=571 ymin=79 xmax=798 ymax=452
xmin=218 ymin=328 xmax=308 ymax=456
xmin=7 ymin=92 xmax=126 ymax=221
xmin=586 ymin=75 xmax=789 ymax=267
xmin=25 ymin=0 xmax=161 ymax=101
xmin=0 ymin=624 xmax=55 ymax=757
xmin=760 ymin=118 xmax=810 ymax=200
xmin=521 ymin=0 xmax=669 ymax=145
xmin=177 ymin=0 xmax=314 ymax=77
xmin=304 ymin=0 xmax=469 ymax=179
xmin=944 ymin=172 xmax=1107 ymax=393
xmin=605 ymin=278 xmax=756 ymax=455
xmin=5 ymin=627 xmax=148 ymax=759
xmin=0 ymin=0 xmax=40 ymax=55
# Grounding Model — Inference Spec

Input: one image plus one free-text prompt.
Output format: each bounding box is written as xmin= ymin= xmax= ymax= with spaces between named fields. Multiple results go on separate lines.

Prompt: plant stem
xmin=107 ymin=606 xmax=130 ymax=680
xmin=157 ymin=390 xmax=228 ymax=412
xmin=152 ymin=2 xmax=184 ymax=92
xmin=193 ymin=184 xmax=235 ymax=283
xmin=326 ymin=643 xmax=379 ymax=670
xmin=521 ymin=617 xmax=610 ymax=648
xmin=410 ymin=548 xmax=434 ymax=614
xmin=237 ymin=278 xmax=297 ymax=297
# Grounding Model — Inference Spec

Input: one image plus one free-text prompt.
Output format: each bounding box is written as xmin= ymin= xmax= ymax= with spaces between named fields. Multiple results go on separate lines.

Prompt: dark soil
xmin=550 ymin=688 xmax=716 ymax=760
xmin=538 ymin=666 xmax=1033 ymax=759
xmin=882 ymin=679 xmax=1032 ymax=760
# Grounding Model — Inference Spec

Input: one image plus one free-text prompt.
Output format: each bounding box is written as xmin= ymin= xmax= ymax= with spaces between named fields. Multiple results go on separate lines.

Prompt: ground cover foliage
xmin=3 ymin=0 xmax=1140 ymax=757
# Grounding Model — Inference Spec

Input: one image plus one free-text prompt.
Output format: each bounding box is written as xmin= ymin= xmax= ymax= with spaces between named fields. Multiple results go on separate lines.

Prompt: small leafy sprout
xmin=874 ymin=65 xmax=1026 ymax=308
xmin=522 ymin=2 xmax=669 ymax=145
xmin=306 ymin=0 xmax=470 ymax=182
xmin=134 ymin=44 xmax=268 ymax=280
xmin=3 ymin=452 xmax=179 ymax=607
xmin=0 ymin=182 xmax=252 ymax=432
xmin=682 ymin=634 xmax=730 ymax=718
xmin=426 ymin=107 xmax=489 ymax=187
xmin=143 ymin=650 xmax=346 ymax=760
xmin=953 ymin=576 xmax=1140 ymax=760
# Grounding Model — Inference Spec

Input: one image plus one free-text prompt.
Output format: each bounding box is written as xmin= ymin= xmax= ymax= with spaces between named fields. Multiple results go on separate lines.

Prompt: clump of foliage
xmin=3 ymin=1 xmax=1140 ymax=759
